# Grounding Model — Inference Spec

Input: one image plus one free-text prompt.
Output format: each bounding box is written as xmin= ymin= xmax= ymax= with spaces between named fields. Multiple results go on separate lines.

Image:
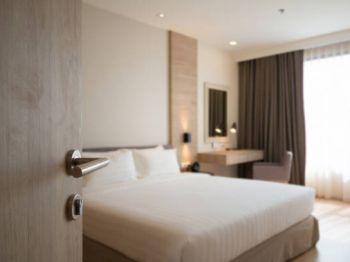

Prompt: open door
xmin=0 ymin=0 xmax=82 ymax=261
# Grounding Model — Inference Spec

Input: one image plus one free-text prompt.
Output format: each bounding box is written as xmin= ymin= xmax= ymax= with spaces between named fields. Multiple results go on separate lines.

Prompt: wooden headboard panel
xmin=169 ymin=31 xmax=197 ymax=163
xmin=83 ymin=145 xmax=173 ymax=152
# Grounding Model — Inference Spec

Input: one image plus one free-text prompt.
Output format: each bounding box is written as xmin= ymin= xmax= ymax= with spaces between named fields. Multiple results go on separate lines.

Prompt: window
xmin=304 ymin=50 xmax=350 ymax=201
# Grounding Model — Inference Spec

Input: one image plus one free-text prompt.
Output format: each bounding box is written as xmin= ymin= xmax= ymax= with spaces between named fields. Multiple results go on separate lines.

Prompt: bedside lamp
xmin=183 ymin=132 xmax=192 ymax=143
xmin=230 ymin=122 xmax=237 ymax=133
xmin=226 ymin=122 xmax=238 ymax=151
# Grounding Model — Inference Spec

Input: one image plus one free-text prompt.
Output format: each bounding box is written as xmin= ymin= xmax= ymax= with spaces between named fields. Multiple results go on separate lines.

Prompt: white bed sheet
xmin=83 ymin=173 xmax=314 ymax=262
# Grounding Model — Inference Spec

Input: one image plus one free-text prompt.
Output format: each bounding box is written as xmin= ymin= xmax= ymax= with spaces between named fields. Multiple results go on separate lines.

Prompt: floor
xmin=293 ymin=198 xmax=350 ymax=262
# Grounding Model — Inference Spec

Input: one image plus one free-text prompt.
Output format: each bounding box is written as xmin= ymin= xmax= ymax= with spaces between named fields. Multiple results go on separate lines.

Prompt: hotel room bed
xmin=82 ymin=173 xmax=319 ymax=262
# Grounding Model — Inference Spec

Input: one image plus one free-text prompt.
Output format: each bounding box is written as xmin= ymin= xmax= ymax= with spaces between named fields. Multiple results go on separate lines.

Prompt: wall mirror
xmin=204 ymin=83 xmax=228 ymax=143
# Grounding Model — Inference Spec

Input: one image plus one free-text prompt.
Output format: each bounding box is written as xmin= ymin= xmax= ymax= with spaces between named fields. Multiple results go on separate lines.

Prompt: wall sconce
xmin=230 ymin=122 xmax=237 ymax=133
xmin=183 ymin=132 xmax=192 ymax=143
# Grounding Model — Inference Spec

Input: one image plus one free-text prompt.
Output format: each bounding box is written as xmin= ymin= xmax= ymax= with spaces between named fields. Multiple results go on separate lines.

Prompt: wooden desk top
xmin=197 ymin=149 xmax=264 ymax=166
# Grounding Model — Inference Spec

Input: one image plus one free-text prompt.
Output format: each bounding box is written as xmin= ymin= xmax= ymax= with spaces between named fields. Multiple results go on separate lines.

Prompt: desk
xmin=197 ymin=149 xmax=264 ymax=166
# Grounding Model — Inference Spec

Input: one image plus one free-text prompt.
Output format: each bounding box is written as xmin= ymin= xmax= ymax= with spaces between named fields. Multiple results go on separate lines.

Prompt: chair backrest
xmin=281 ymin=151 xmax=293 ymax=180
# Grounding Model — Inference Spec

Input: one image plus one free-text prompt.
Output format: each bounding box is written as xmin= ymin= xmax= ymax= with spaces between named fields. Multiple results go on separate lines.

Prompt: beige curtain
xmin=238 ymin=50 xmax=305 ymax=185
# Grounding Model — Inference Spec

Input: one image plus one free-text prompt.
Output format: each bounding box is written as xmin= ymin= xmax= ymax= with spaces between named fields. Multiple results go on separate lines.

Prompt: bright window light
xmin=304 ymin=54 xmax=350 ymax=200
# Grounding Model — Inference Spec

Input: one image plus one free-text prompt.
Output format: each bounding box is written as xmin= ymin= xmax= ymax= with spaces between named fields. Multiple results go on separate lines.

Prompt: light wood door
xmin=0 ymin=0 xmax=82 ymax=261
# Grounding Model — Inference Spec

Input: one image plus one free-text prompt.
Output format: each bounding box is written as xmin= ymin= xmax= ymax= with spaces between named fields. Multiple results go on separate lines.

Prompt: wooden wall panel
xmin=169 ymin=32 xmax=198 ymax=164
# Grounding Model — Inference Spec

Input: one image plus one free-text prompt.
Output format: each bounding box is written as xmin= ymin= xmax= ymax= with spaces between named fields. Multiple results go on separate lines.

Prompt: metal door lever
xmin=66 ymin=149 xmax=110 ymax=178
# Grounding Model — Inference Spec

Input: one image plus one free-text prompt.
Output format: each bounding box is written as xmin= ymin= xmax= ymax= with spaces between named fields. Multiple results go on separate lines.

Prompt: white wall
xmin=235 ymin=28 xmax=350 ymax=62
xmin=82 ymin=5 xmax=240 ymax=177
xmin=197 ymin=43 xmax=238 ymax=177
xmin=82 ymin=4 xmax=168 ymax=148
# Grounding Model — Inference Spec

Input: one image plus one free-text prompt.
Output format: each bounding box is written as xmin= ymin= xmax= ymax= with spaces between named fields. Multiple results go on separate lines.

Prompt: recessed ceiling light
xmin=229 ymin=41 xmax=238 ymax=46
xmin=157 ymin=13 xmax=165 ymax=18
xmin=278 ymin=8 xmax=285 ymax=14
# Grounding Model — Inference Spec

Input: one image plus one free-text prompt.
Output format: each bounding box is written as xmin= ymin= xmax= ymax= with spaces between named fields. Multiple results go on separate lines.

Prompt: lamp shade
xmin=230 ymin=122 xmax=237 ymax=133
xmin=183 ymin=132 xmax=192 ymax=143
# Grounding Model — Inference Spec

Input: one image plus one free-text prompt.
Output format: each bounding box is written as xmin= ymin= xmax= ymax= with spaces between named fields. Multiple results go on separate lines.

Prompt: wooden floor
xmin=293 ymin=198 xmax=350 ymax=262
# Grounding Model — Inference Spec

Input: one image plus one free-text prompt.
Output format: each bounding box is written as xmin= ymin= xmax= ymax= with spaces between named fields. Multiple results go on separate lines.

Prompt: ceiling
xmin=83 ymin=0 xmax=350 ymax=54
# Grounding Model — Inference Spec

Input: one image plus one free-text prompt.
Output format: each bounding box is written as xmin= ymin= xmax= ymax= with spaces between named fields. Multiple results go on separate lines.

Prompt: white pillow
xmin=132 ymin=149 xmax=180 ymax=178
xmin=133 ymin=145 xmax=164 ymax=152
xmin=82 ymin=150 xmax=137 ymax=188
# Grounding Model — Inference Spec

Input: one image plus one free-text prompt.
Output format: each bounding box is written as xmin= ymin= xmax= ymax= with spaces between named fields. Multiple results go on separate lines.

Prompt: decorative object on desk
xmin=230 ymin=122 xmax=237 ymax=133
xmin=183 ymin=132 xmax=192 ymax=143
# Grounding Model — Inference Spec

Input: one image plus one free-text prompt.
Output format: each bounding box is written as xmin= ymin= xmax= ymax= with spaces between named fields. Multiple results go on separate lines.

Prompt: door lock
xmin=67 ymin=194 xmax=83 ymax=220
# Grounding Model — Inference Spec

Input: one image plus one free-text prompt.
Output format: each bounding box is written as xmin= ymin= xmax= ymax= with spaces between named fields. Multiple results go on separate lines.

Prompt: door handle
xmin=66 ymin=149 xmax=110 ymax=178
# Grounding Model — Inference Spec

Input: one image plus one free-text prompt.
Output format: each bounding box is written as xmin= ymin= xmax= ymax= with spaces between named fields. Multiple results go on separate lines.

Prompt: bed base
xmin=83 ymin=215 xmax=319 ymax=262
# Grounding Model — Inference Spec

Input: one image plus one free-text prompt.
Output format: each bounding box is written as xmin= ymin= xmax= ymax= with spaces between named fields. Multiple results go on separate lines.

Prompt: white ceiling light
xmin=229 ymin=41 xmax=238 ymax=46
xmin=157 ymin=12 xmax=165 ymax=18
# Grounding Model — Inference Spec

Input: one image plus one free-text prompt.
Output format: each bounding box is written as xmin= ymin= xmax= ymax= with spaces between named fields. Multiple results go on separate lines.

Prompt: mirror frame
xmin=204 ymin=82 xmax=229 ymax=143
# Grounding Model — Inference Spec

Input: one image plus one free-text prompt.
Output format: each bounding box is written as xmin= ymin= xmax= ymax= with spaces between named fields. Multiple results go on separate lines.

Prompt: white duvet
xmin=83 ymin=173 xmax=314 ymax=262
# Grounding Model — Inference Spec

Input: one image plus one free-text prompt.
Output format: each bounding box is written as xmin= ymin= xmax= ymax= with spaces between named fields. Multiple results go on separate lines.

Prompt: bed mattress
xmin=83 ymin=173 xmax=315 ymax=262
